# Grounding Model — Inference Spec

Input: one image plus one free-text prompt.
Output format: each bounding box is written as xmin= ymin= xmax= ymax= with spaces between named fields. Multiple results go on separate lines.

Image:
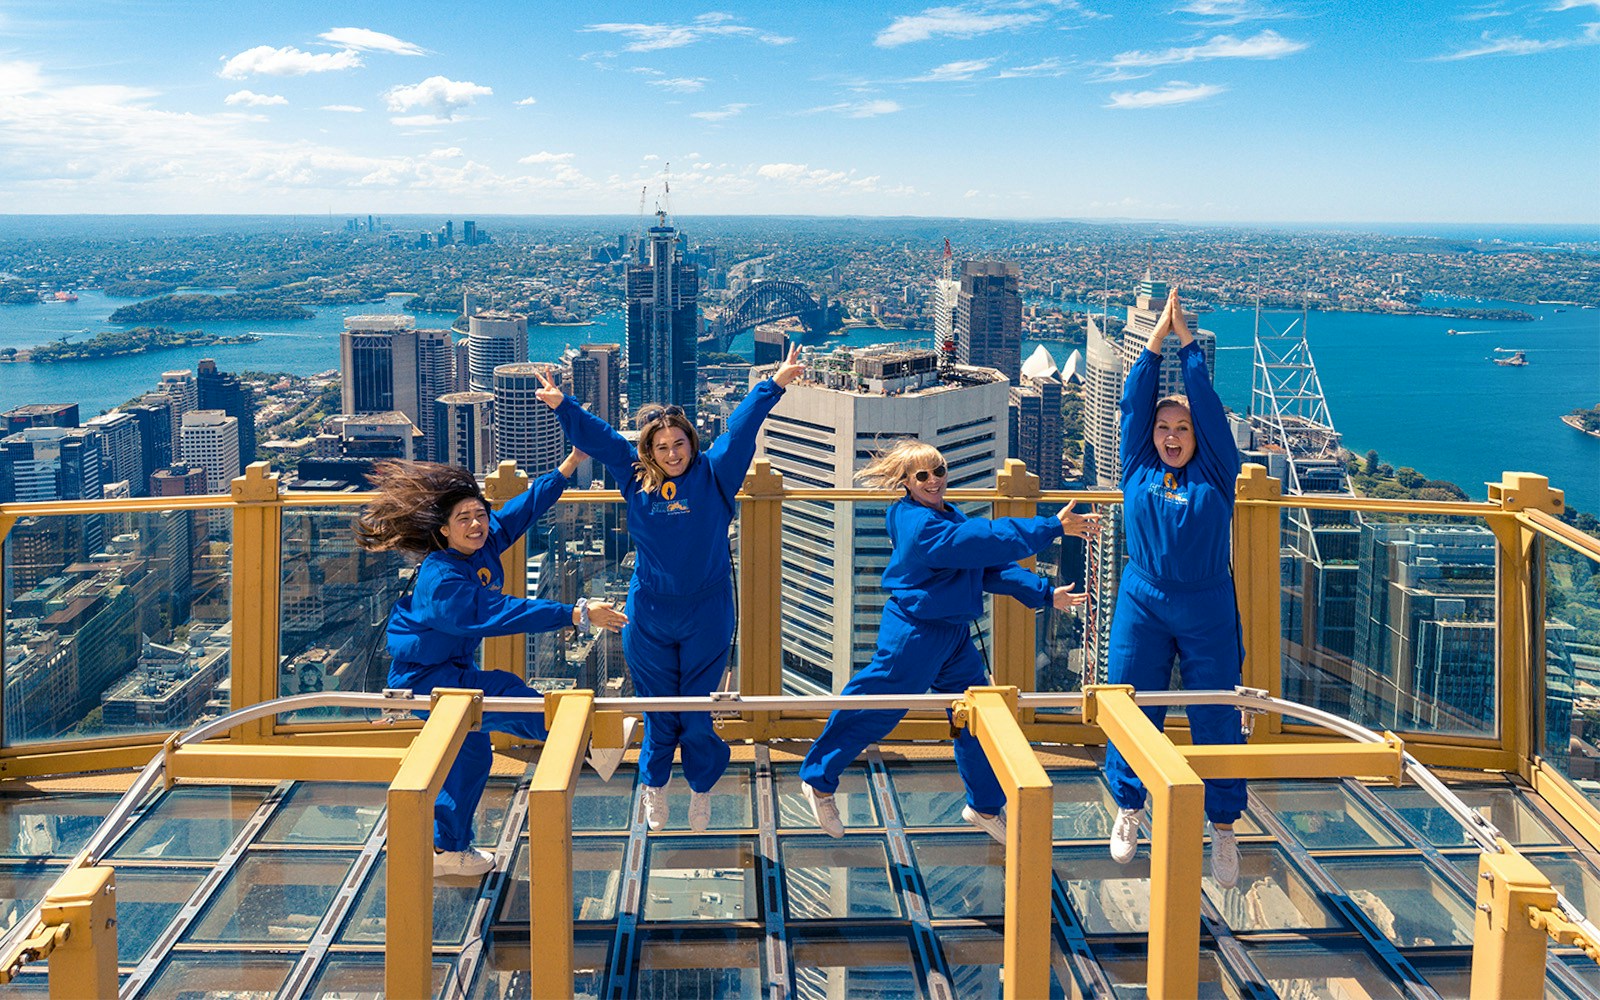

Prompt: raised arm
xmin=1180 ymin=340 xmax=1241 ymax=489
xmin=706 ymin=346 xmax=804 ymax=497
xmin=486 ymin=463 xmax=571 ymax=555
xmin=533 ymin=367 xmax=636 ymax=481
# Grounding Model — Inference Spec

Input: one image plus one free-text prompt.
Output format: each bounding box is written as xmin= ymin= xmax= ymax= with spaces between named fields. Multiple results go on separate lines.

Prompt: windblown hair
xmin=1155 ymin=394 xmax=1192 ymax=419
xmin=355 ymin=460 xmax=488 ymax=556
xmin=633 ymin=406 xmax=700 ymax=495
xmin=856 ymin=439 xmax=946 ymax=490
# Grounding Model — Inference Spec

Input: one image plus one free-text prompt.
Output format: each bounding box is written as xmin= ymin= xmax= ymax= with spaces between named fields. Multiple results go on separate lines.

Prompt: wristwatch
xmin=576 ymin=597 xmax=591 ymax=632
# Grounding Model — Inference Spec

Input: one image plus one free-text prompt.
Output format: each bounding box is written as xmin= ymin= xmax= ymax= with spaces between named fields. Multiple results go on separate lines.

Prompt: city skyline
xmin=0 ymin=1 xmax=1596 ymax=221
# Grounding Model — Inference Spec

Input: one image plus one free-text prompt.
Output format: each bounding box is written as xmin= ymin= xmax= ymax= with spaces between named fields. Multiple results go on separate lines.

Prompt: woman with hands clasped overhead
xmin=1102 ymin=286 xmax=1248 ymax=889
xmin=797 ymin=438 xmax=1100 ymax=843
xmin=533 ymin=347 xmax=805 ymax=832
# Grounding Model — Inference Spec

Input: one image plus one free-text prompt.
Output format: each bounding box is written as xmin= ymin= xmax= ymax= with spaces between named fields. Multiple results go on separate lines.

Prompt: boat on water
xmin=1446 ymin=328 xmax=1459 ymax=335
xmin=1493 ymin=350 xmax=1529 ymax=367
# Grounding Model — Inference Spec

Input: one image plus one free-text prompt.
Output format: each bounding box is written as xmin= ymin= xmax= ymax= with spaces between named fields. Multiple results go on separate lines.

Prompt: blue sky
xmin=0 ymin=0 xmax=1596 ymax=221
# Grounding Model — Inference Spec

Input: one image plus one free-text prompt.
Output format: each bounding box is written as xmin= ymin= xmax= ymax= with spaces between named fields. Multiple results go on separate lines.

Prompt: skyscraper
xmin=179 ymin=411 xmax=240 ymax=495
xmin=416 ymin=330 xmax=455 ymax=462
xmin=4 ymin=404 xmax=79 ymax=434
xmin=1009 ymin=345 xmax=1065 ymax=490
xmin=956 ymin=261 xmax=1022 ymax=382
xmin=755 ymin=345 xmax=1011 ymax=695
xmin=570 ymin=344 xmax=623 ymax=428
xmin=197 ymin=359 xmax=257 ymax=466
xmin=626 ymin=215 xmax=699 ymax=421
xmin=85 ymin=411 xmax=143 ymax=495
xmin=493 ymin=363 xmax=567 ymax=476
xmin=159 ymin=371 xmax=198 ymax=448
xmin=435 ymin=392 xmax=495 ymax=474
xmin=127 ymin=399 xmax=174 ymax=496
xmin=467 ymin=311 xmax=528 ymax=393
xmin=339 ymin=316 xmax=454 ymax=461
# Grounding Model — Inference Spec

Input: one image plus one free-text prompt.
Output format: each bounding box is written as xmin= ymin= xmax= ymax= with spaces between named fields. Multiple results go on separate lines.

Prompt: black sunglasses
xmin=639 ymin=404 xmax=685 ymax=425
xmin=912 ymin=465 xmax=947 ymax=483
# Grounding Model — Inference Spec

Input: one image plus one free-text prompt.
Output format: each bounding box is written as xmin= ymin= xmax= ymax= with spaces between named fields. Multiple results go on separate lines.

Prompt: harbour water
xmin=0 ymin=291 xmax=1595 ymax=512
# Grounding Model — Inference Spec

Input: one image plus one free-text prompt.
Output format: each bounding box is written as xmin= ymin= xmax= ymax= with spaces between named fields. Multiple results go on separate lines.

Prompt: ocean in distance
xmin=0 ymin=289 xmax=1594 ymax=514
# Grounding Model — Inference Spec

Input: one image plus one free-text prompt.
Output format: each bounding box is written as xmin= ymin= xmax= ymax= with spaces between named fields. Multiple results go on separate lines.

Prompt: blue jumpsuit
xmin=1103 ymin=340 xmax=1246 ymax=824
xmin=799 ymin=497 xmax=1063 ymax=815
xmin=553 ymin=380 xmax=786 ymax=793
xmin=385 ymin=468 xmax=576 ymax=852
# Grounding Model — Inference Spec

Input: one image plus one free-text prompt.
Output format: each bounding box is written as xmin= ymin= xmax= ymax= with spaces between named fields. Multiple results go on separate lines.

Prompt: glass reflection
xmin=1317 ymin=857 xmax=1474 ymax=946
xmin=1054 ymin=846 xmax=1155 ymax=934
xmin=1049 ymin=771 xmax=1117 ymax=841
xmin=654 ymin=766 xmax=755 ymax=832
xmin=643 ymin=836 xmax=757 ymax=922
xmin=790 ymin=929 xmax=922 ymax=1000
xmin=468 ymin=934 xmax=610 ymax=1000
xmin=1251 ymin=781 xmax=1403 ymax=849
xmin=1541 ymin=534 xmax=1598 ymax=804
xmin=635 ymin=929 xmax=764 ymax=998
xmin=781 ymin=836 xmax=900 ymax=919
xmin=339 ymin=854 xmax=479 ymax=945
xmin=500 ymin=837 xmax=625 ymax=923
xmin=1093 ymin=940 xmax=1240 ymax=999
xmin=305 ymin=953 xmax=455 ymax=998
xmin=185 ymin=850 xmax=356 ymax=943
xmin=1200 ymin=844 xmax=1348 ymax=931
xmin=775 ymin=764 xmax=879 ymax=830
xmin=472 ymin=779 xmax=516 ymax=848
xmin=138 ymin=953 xmax=297 ymax=999
xmin=1368 ymin=784 xmax=1561 ymax=848
xmin=111 ymin=785 xmax=269 ymax=862
xmin=0 ymin=792 xmax=118 ymax=859
xmin=258 ymin=781 xmax=386 ymax=844
xmin=1243 ymin=940 xmax=1405 ymax=999
xmin=942 ymin=927 xmax=1070 ymax=1000
xmin=911 ymin=834 xmax=1005 ymax=918
xmin=112 ymin=867 xmax=204 ymax=965
xmin=890 ymin=768 xmax=970 ymax=827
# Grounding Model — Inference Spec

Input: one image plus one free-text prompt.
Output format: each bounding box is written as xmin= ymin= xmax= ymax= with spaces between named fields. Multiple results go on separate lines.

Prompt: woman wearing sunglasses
xmin=534 ymin=347 xmax=805 ymax=832
xmin=798 ymin=439 xmax=1100 ymax=842
xmin=1102 ymin=287 xmax=1246 ymax=890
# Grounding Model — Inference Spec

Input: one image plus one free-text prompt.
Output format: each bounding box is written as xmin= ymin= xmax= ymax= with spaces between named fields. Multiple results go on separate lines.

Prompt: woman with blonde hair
xmin=357 ymin=451 xmax=626 ymax=878
xmin=799 ymin=439 xmax=1100 ymax=841
xmin=534 ymin=347 xmax=805 ymax=832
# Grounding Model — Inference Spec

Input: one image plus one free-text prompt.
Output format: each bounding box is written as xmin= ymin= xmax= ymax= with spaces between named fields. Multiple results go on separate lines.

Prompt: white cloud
xmin=876 ymin=5 xmax=1049 ymax=47
xmin=1105 ymin=81 xmax=1225 ymax=108
xmin=911 ymin=58 xmax=996 ymax=82
xmin=964 ymin=188 xmax=980 ymax=197
xmin=997 ymin=57 xmax=1070 ymax=77
xmin=515 ymin=96 xmax=538 ymax=106
xmin=429 ymin=147 xmax=463 ymax=159
xmin=754 ymin=161 xmax=894 ymax=194
xmin=1171 ymin=1 xmax=1290 ymax=24
xmin=520 ymin=151 xmax=576 ymax=164
xmin=318 ymin=27 xmax=425 ymax=55
xmin=1432 ymin=21 xmax=1600 ymax=58
xmin=224 ymin=89 xmax=287 ymax=107
xmin=321 ymin=104 xmax=365 ymax=112
xmin=384 ymin=76 xmax=492 ymax=123
xmin=1552 ymin=0 xmax=1600 ymax=8
xmin=805 ymin=98 xmax=903 ymax=117
xmin=219 ymin=45 xmax=362 ymax=79
xmin=650 ymin=76 xmax=709 ymax=93
xmin=583 ymin=13 xmax=793 ymax=52
xmin=643 ymin=153 xmax=660 ymax=161
xmin=691 ymin=103 xmax=751 ymax=121
xmin=1105 ymin=29 xmax=1306 ymax=69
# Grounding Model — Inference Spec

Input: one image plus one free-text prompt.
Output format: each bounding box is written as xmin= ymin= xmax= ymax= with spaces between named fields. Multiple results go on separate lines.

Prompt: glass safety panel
xmin=1251 ymin=781 xmax=1405 ymax=850
xmin=110 ymin=785 xmax=269 ymax=862
xmin=1054 ymin=844 xmax=1155 ymax=934
xmin=136 ymin=953 xmax=298 ymax=999
xmin=257 ymin=781 xmax=386 ymax=845
xmin=0 ymin=864 xmax=68 ymax=932
xmin=0 ymin=791 xmax=119 ymax=860
xmin=5 ymin=506 xmax=232 ymax=746
xmin=941 ymin=927 xmax=1072 ymax=1000
xmin=1049 ymin=770 xmax=1118 ymax=842
xmin=1317 ymin=856 xmax=1475 ymax=947
xmin=277 ymin=506 xmax=412 ymax=722
xmin=1201 ymin=844 xmax=1349 ymax=932
xmin=1243 ymin=940 xmax=1406 ymax=1000
xmin=790 ymin=928 xmax=923 ymax=1000
xmin=774 ymin=763 xmax=880 ymax=830
xmin=1367 ymin=784 xmax=1562 ymax=848
xmin=642 ymin=835 xmax=758 ymax=922
xmin=1405 ymin=952 xmax=1572 ymax=1000
xmin=1540 ymin=534 xmax=1600 ymax=809
xmin=521 ymin=498 xmax=636 ymax=694
xmin=635 ymin=929 xmax=765 ymax=998
xmin=779 ymin=497 xmax=865 ymax=701
xmin=781 ymin=835 xmax=900 ymax=920
xmin=499 ymin=837 xmax=625 ymax=924
xmin=1093 ymin=940 xmax=1242 ymax=1000
xmin=112 ymin=867 xmax=205 ymax=966
xmin=911 ymin=833 xmax=1006 ymax=919
xmin=1276 ymin=507 xmax=1499 ymax=740
xmin=339 ymin=853 xmax=481 ymax=945
xmin=573 ymin=766 xmax=637 ymax=832
xmin=655 ymin=765 xmax=755 ymax=832
xmin=184 ymin=849 xmax=357 ymax=943
xmin=890 ymin=767 xmax=974 ymax=828
xmin=468 ymin=933 xmax=611 ymax=1000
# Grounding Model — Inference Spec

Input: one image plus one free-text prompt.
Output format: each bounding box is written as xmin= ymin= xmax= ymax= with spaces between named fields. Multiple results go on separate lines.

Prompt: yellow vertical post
xmin=230 ymin=462 xmax=281 ymax=742
xmin=1469 ymin=840 xmax=1557 ymax=999
xmin=1486 ymin=473 xmax=1564 ymax=774
xmin=963 ymin=686 xmax=1052 ymax=1000
xmin=529 ymin=690 xmax=594 ymax=1000
xmin=0 ymin=513 xmax=12 ymax=745
xmin=1232 ymin=465 xmax=1283 ymax=725
xmin=483 ymin=461 xmax=529 ymax=679
xmin=1083 ymin=685 xmax=1204 ymax=999
xmin=738 ymin=460 xmax=786 ymax=738
xmin=42 ymin=866 xmax=118 ymax=1000
xmin=386 ymin=689 xmax=481 ymax=1000
xmin=991 ymin=461 xmax=1041 ymax=718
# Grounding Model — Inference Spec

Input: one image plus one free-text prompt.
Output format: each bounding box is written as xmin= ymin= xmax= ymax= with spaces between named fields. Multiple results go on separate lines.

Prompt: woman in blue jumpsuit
xmin=1103 ymin=288 xmax=1245 ymax=888
xmin=798 ymin=440 xmax=1098 ymax=843
xmin=533 ymin=349 xmax=805 ymax=832
xmin=357 ymin=452 xmax=626 ymax=878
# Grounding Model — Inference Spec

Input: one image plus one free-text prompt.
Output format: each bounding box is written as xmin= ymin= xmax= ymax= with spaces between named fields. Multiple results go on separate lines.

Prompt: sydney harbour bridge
xmin=699 ymin=279 xmax=839 ymax=353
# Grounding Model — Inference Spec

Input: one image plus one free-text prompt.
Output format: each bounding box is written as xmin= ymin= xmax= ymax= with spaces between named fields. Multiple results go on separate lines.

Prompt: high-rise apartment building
xmin=467 ymin=311 xmax=528 ymax=394
xmin=626 ymin=217 xmax=699 ymax=421
xmin=179 ymin=411 xmax=240 ymax=495
xmin=956 ymin=261 xmax=1022 ymax=383
xmin=1009 ymin=345 xmax=1065 ymax=490
xmin=0 ymin=426 xmax=105 ymax=586
xmin=197 ymin=359 xmax=258 ymax=466
xmin=493 ymin=363 xmax=567 ymax=476
xmin=755 ymin=345 xmax=1011 ymax=695
xmin=85 ymin=412 xmax=143 ymax=495
xmin=436 ymin=392 xmax=495 ymax=474
xmin=570 ymin=344 xmax=623 ymax=428
xmin=932 ymin=278 xmax=961 ymax=351
xmin=159 ymin=371 xmax=198 ymax=449
xmin=339 ymin=316 xmax=453 ymax=461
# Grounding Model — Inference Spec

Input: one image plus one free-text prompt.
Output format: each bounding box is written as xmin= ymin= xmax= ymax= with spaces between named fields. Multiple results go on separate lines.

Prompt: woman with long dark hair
xmin=357 ymin=452 xmax=625 ymax=877
xmin=533 ymin=348 xmax=804 ymax=832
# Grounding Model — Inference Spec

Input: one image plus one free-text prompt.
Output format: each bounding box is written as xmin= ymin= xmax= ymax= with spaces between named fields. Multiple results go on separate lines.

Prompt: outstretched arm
xmin=419 ymin=575 xmax=577 ymax=639
xmin=982 ymin=563 xmax=1053 ymax=608
xmin=534 ymin=368 xmax=637 ymax=482
xmin=706 ymin=350 xmax=800 ymax=498
xmin=910 ymin=508 xmax=1065 ymax=570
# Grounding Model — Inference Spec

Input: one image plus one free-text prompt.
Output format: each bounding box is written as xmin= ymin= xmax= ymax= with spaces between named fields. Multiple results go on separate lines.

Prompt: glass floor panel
xmin=1092 ymin=940 xmax=1242 ymax=999
xmin=573 ymin=766 xmax=637 ymax=831
xmin=136 ymin=952 xmax=299 ymax=999
xmin=635 ymin=928 xmax=766 ymax=998
xmin=1048 ymin=770 xmax=1118 ymax=842
xmin=774 ymin=763 xmax=880 ymax=829
xmin=1252 ymin=780 xmax=1406 ymax=850
xmin=790 ymin=928 xmax=923 ymax=1000
xmin=941 ymin=927 xmax=1071 ymax=1000
xmin=468 ymin=934 xmax=612 ymax=1000
xmin=781 ymin=834 xmax=901 ymax=919
xmin=257 ymin=780 xmax=386 ymax=844
xmin=0 ymin=863 xmax=66 ymax=930
xmin=110 ymin=785 xmax=271 ymax=862
xmin=1201 ymin=843 xmax=1350 ymax=931
xmin=642 ymin=835 xmax=759 ymax=922
xmin=109 ymin=866 xmax=206 ymax=965
xmin=184 ymin=849 xmax=357 ymax=944
xmin=0 ymin=791 xmax=119 ymax=859
xmin=911 ymin=832 xmax=1007 ymax=919
xmin=888 ymin=767 xmax=973 ymax=827
xmin=1368 ymin=783 xmax=1564 ymax=848
xmin=1405 ymin=951 xmax=1573 ymax=999
xmin=1316 ymin=855 xmax=1476 ymax=947
xmin=306 ymin=952 xmax=456 ymax=998
xmin=657 ymin=765 xmax=756 ymax=832
xmin=340 ymin=853 xmax=483 ymax=945
xmin=1242 ymin=939 xmax=1406 ymax=999
xmin=499 ymin=836 xmax=626 ymax=924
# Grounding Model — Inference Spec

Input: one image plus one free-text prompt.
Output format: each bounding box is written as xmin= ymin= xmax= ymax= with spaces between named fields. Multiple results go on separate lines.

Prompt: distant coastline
xmin=11 ymin=327 xmax=262 ymax=363
xmin=108 ymin=293 xmax=312 ymax=324
xmin=1563 ymin=413 xmax=1600 ymax=440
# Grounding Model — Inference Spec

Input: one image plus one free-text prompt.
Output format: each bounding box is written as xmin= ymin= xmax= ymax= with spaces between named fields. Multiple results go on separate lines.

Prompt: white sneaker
xmin=433 ymin=847 xmax=494 ymax=878
xmin=641 ymin=784 xmax=668 ymax=831
xmin=585 ymin=716 xmax=639 ymax=783
xmin=802 ymin=782 xmax=844 ymax=838
xmin=962 ymin=805 xmax=1007 ymax=845
xmin=688 ymin=790 xmax=712 ymax=832
xmin=1209 ymin=824 xmax=1240 ymax=889
xmin=1110 ymin=807 xmax=1143 ymax=864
